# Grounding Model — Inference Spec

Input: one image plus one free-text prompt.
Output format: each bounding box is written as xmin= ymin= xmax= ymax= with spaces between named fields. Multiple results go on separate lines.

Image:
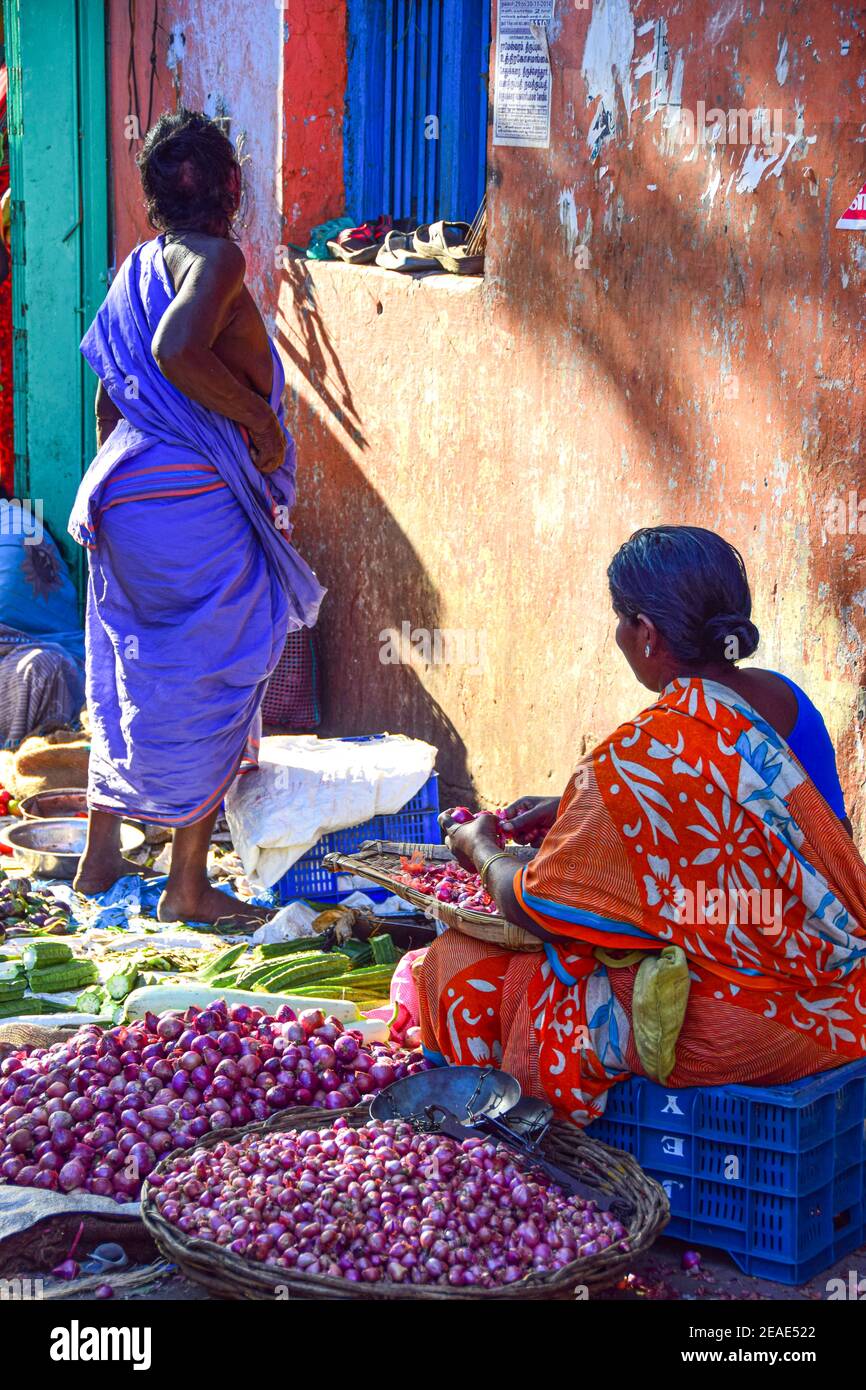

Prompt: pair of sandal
xmin=330 ymin=217 xmax=484 ymax=275
xmin=376 ymin=220 xmax=484 ymax=275
xmin=327 ymin=215 xmax=393 ymax=264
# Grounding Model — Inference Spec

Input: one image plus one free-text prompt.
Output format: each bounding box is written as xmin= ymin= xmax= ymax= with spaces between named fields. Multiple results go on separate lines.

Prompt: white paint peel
xmin=701 ymin=166 xmax=722 ymax=209
xmin=174 ymin=3 xmax=283 ymax=311
xmin=668 ymin=51 xmax=685 ymax=109
xmin=167 ymin=25 xmax=186 ymax=72
xmin=706 ymin=0 xmax=741 ymax=46
xmin=582 ymin=0 xmax=636 ymax=156
xmin=558 ymin=186 xmax=579 ymax=257
xmin=632 ymin=18 xmax=686 ymax=158
xmin=776 ymin=35 xmax=789 ymax=85
xmin=735 ymin=109 xmax=816 ymax=194
xmin=633 ymin=17 xmax=673 ymax=120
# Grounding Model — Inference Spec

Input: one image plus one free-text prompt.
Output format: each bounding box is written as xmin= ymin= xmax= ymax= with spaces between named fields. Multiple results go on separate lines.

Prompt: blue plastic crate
xmin=275 ymin=738 xmax=440 ymax=905
xmin=589 ymin=1056 xmax=866 ymax=1284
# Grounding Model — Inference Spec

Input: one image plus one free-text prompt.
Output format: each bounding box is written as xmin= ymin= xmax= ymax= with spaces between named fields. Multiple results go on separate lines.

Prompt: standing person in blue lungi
xmin=69 ymin=110 xmax=324 ymax=925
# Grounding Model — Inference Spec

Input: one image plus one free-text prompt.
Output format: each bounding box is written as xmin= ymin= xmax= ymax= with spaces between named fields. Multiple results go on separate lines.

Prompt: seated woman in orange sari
xmin=419 ymin=526 xmax=866 ymax=1126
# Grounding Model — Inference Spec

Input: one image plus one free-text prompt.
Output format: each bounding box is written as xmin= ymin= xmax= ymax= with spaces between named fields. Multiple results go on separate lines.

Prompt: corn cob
xmin=22 ymin=941 xmax=73 ymax=971
xmin=0 ymin=981 xmax=26 ymax=1000
xmin=27 ymin=960 xmax=99 ymax=992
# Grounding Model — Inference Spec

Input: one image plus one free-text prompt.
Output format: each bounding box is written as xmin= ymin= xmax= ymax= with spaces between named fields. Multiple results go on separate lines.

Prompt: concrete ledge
xmin=296 ymin=257 xmax=484 ymax=296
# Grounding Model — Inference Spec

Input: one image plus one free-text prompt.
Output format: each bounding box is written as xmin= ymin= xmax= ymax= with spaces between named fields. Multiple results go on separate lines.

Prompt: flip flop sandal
xmin=370 ymin=214 xmax=393 ymax=241
xmin=212 ymin=910 xmax=269 ymax=931
xmin=375 ymin=230 xmax=439 ymax=272
xmin=327 ymin=229 xmax=379 ymax=264
xmin=328 ymin=217 xmax=393 ymax=264
xmin=81 ymin=1243 xmax=129 ymax=1276
xmin=436 ymin=246 xmax=485 ymax=275
xmin=412 ymin=220 xmax=471 ymax=259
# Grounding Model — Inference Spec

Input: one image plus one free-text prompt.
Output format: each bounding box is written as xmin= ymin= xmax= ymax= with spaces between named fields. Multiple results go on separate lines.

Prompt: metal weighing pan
xmin=3 ymin=817 xmax=145 ymax=880
xmin=369 ymin=1064 xmax=521 ymax=1125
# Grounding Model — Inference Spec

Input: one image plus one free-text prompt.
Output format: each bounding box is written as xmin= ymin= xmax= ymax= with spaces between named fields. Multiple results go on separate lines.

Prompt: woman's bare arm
xmin=441 ymin=814 xmax=556 ymax=940
xmin=151 ymin=239 xmax=284 ymax=474
xmin=95 ymin=381 xmax=122 ymax=449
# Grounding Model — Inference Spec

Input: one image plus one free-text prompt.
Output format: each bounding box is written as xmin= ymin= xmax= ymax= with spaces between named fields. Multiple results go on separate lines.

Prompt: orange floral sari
xmin=419 ymin=678 xmax=866 ymax=1124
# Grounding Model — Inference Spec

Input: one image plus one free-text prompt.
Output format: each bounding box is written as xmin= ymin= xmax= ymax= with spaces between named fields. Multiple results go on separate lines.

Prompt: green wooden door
xmin=3 ymin=0 xmax=108 ymax=592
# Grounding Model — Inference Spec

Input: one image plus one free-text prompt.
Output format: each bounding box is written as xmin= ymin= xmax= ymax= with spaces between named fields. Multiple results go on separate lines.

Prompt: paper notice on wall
xmin=492 ymin=0 xmax=554 ymax=149
xmin=837 ymin=181 xmax=866 ymax=231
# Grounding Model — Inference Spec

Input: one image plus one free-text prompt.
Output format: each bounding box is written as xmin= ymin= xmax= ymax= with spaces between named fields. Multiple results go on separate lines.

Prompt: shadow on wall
xmin=276 ymin=262 xmax=477 ymax=808
xmin=482 ymin=37 xmax=865 ymax=801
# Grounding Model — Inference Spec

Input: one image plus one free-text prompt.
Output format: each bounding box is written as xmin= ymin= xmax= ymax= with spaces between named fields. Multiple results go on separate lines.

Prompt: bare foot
xmin=157 ymin=881 xmax=268 ymax=927
xmin=73 ymin=855 xmax=160 ymax=896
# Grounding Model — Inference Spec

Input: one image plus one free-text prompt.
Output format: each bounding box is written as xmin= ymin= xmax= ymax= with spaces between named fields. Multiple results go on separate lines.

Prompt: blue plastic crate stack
xmin=588 ymin=1057 xmax=866 ymax=1283
xmin=276 ymin=738 xmax=441 ymax=905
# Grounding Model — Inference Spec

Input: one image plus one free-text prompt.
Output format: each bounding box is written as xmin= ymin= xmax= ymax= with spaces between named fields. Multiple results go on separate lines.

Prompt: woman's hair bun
xmin=607 ymin=526 xmax=761 ymax=668
xmin=702 ymin=613 xmax=760 ymax=662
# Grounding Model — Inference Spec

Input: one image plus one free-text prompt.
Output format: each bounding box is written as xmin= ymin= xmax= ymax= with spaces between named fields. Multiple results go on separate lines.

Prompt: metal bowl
xmin=369 ymin=1065 xmax=521 ymax=1124
xmin=18 ymin=788 xmax=89 ymax=820
xmin=2 ymin=817 xmax=145 ymax=880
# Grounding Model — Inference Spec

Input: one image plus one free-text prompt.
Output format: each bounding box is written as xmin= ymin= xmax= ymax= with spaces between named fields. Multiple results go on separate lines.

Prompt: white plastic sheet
xmin=225 ymin=734 xmax=437 ymax=889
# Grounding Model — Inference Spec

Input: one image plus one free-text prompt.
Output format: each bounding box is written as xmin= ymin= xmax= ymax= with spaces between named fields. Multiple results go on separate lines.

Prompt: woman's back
xmin=698 ymin=666 xmax=847 ymax=823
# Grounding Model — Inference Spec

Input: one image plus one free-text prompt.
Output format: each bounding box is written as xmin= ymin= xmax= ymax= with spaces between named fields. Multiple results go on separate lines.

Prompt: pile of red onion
xmin=452 ymin=805 xmax=547 ymax=850
xmin=397 ymin=805 xmax=547 ymax=913
xmin=151 ymin=1115 xmax=629 ymax=1288
xmin=0 ymin=1002 xmax=430 ymax=1201
xmin=397 ymin=853 xmax=499 ymax=915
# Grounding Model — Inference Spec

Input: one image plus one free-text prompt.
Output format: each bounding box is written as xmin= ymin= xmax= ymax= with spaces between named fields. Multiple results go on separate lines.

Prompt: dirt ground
xmin=61 ymin=1231 xmax=863 ymax=1302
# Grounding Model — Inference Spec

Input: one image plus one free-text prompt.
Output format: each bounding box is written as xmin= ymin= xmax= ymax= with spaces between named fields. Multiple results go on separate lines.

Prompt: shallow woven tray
xmin=322 ymin=840 xmax=543 ymax=951
xmin=141 ymin=1104 xmax=669 ymax=1300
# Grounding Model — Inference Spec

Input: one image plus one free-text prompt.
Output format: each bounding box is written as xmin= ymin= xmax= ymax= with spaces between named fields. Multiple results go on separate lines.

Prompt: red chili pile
xmin=0 ymin=1002 xmax=430 ymax=1201
xmin=150 ymin=1115 xmax=629 ymax=1289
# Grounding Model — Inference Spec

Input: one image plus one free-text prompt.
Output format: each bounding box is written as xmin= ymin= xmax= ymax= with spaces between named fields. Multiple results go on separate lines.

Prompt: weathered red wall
xmin=280 ymin=0 xmax=866 ymax=830
xmin=106 ymin=1 xmax=866 ymax=834
xmin=108 ymin=0 xmax=290 ymax=309
xmin=107 ymin=0 xmax=174 ymax=263
xmin=282 ymin=0 xmax=347 ymax=244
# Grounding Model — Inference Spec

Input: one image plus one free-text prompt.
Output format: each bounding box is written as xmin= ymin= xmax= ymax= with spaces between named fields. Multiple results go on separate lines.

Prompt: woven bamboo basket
xmin=322 ymin=841 xmax=543 ymax=951
xmin=141 ymin=1104 xmax=669 ymax=1301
